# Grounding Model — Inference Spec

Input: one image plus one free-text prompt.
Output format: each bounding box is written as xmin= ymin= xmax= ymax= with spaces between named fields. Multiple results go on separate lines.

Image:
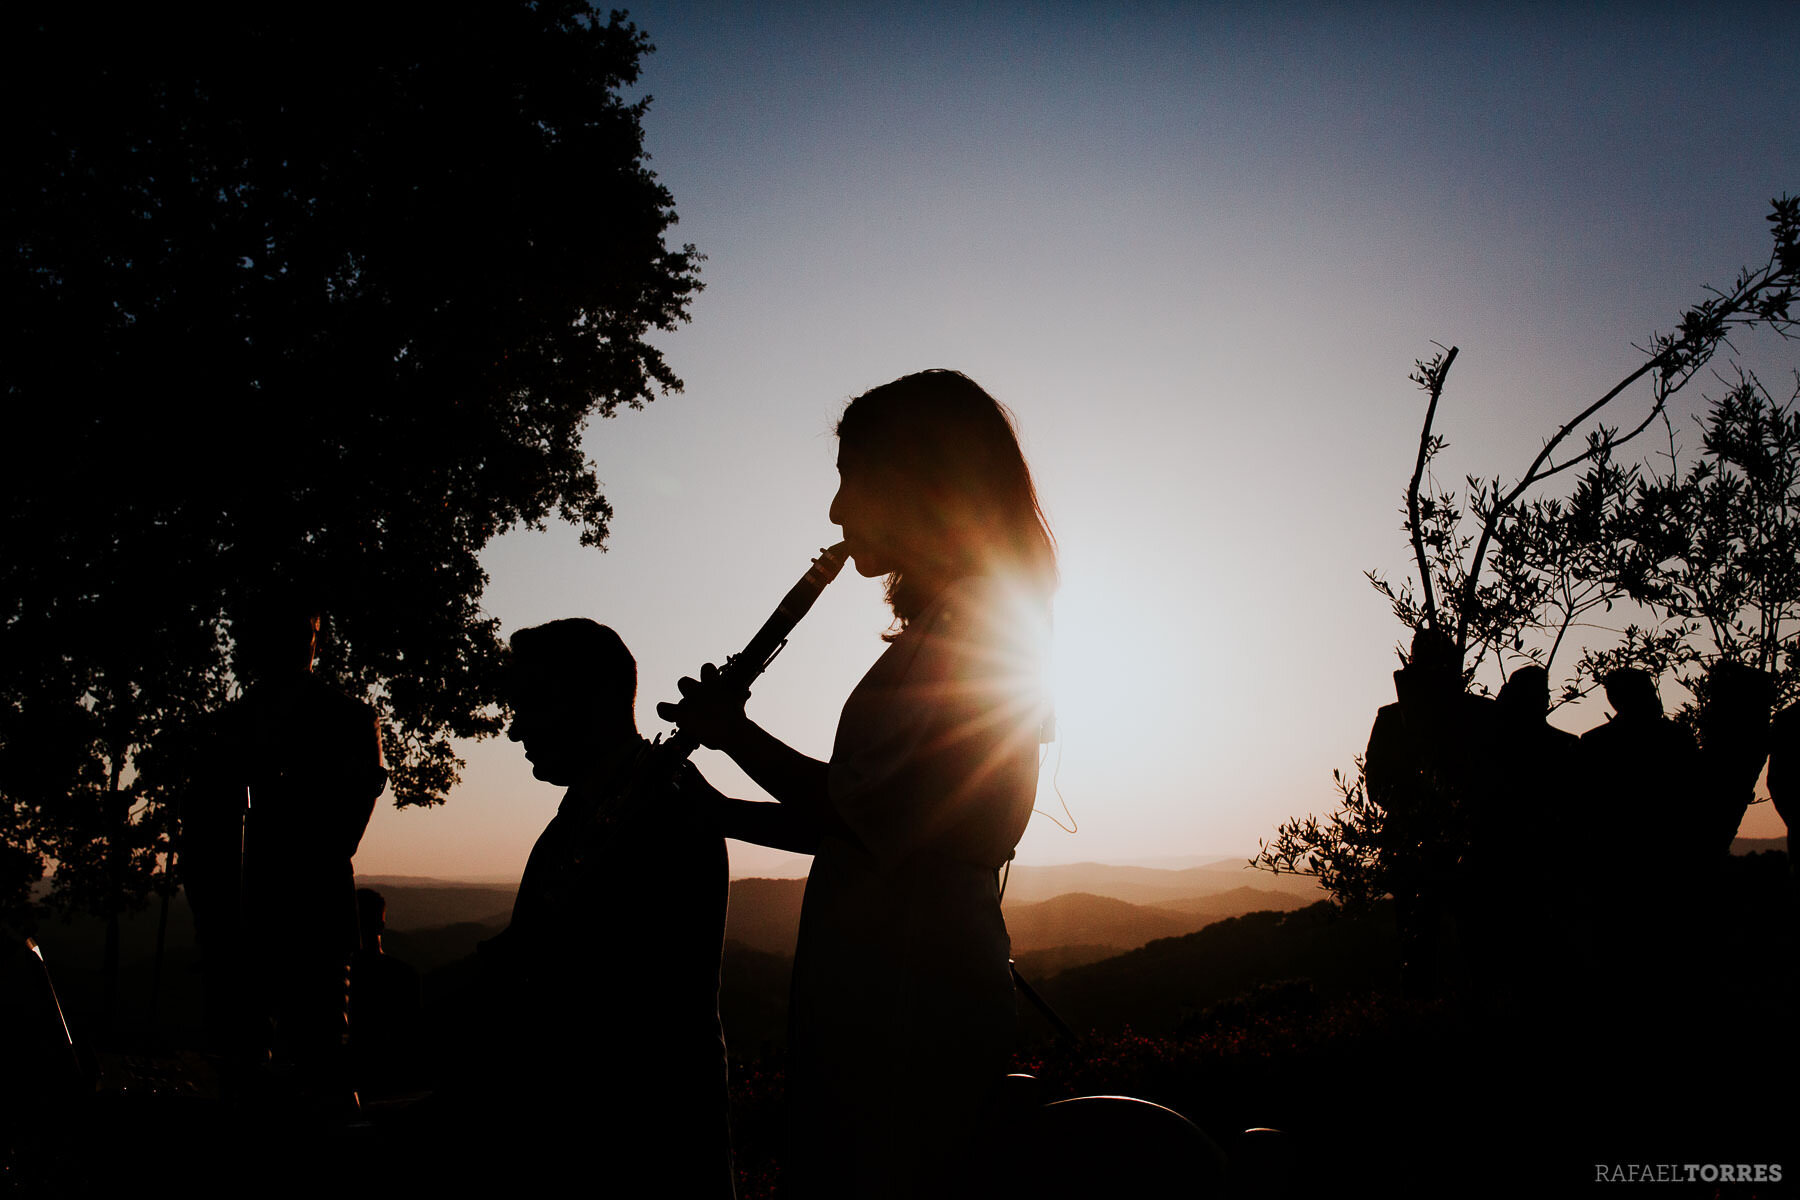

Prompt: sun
xmin=1042 ymin=565 xmax=1247 ymax=802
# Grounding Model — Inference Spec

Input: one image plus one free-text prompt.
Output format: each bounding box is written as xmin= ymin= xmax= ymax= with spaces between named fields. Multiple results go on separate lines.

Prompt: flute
xmin=580 ymin=541 xmax=849 ymax=840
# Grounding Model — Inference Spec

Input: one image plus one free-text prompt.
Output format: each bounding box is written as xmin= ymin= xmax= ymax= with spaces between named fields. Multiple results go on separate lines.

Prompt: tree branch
xmin=1408 ymin=345 xmax=1458 ymax=631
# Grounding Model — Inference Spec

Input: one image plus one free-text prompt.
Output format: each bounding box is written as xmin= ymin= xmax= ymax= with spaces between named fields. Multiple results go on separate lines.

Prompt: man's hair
xmin=507 ymin=618 xmax=637 ymax=728
xmin=1406 ymin=626 xmax=1459 ymax=673
xmin=1499 ymin=664 xmax=1550 ymax=716
xmin=1603 ymin=667 xmax=1662 ymax=720
xmin=356 ymin=887 xmax=386 ymax=934
xmin=230 ymin=588 xmax=324 ymax=679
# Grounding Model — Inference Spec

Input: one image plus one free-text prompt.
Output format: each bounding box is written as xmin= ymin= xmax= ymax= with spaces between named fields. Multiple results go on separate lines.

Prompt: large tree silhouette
xmin=0 ymin=2 xmax=702 ymax=963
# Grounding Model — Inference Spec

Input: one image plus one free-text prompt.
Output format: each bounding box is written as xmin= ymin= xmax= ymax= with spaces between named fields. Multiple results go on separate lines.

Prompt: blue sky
xmin=356 ymin=1 xmax=1800 ymax=879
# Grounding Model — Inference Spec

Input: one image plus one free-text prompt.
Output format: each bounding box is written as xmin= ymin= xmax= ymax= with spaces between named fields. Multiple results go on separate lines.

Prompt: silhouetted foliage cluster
xmin=1263 ymin=197 xmax=1799 ymax=906
xmin=1373 ymin=196 xmax=1799 ymax=700
xmin=1252 ymin=759 xmax=1387 ymax=907
xmin=1 ymin=3 xmax=701 ymax=926
xmin=1597 ymin=369 xmax=1800 ymax=706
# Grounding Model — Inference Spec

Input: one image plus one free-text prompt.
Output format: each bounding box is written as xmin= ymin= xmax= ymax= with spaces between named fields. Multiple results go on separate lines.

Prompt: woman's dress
xmin=786 ymin=576 xmax=1049 ymax=1196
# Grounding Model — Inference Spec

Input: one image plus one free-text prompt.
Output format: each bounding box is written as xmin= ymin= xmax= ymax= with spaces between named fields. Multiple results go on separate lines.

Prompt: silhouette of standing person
xmin=454 ymin=619 xmax=733 ymax=1196
xmin=181 ymin=595 xmax=386 ymax=1102
xmin=661 ymin=370 xmax=1055 ymax=1199
xmin=1576 ymin=667 xmax=1702 ymax=1002
xmin=1363 ymin=627 xmax=1493 ymax=997
xmin=1694 ymin=659 xmax=1776 ymax=859
xmin=1464 ymin=665 xmax=1578 ymax=998
xmin=1578 ymin=668 xmax=1700 ymax=875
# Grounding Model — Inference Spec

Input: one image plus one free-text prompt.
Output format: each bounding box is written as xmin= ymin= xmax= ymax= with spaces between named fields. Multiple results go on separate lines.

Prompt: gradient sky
xmin=355 ymin=2 xmax=1800 ymax=881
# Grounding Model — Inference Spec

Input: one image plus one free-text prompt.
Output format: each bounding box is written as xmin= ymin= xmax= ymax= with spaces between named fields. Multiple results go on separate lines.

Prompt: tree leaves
xmin=0 ymin=2 xmax=702 ymax=921
xmin=1381 ymin=197 xmax=1800 ymax=699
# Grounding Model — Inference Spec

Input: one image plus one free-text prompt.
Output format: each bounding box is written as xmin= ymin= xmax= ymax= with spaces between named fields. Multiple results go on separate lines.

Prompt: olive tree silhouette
xmin=1594 ymin=369 xmax=1800 ymax=707
xmin=1377 ymin=197 xmax=1799 ymax=695
xmin=1256 ymin=196 xmax=1799 ymax=901
xmin=0 ymin=1 xmax=702 ymax=1008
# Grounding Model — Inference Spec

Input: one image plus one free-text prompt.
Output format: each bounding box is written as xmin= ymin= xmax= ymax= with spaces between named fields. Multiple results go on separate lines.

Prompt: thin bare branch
xmin=1408 ymin=345 xmax=1458 ymax=630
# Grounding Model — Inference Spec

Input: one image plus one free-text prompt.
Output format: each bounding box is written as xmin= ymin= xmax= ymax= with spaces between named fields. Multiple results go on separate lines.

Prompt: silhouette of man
xmin=1576 ymin=667 xmax=1704 ymax=1005
xmin=1694 ymin=660 xmax=1776 ymax=858
xmin=1579 ymin=668 xmax=1700 ymax=872
xmin=181 ymin=595 xmax=386 ymax=1099
xmin=1364 ymin=627 xmax=1495 ymax=996
xmin=452 ymin=619 xmax=732 ymax=1195
xmin=1465 ymin=665 xmax=1579 ymax=997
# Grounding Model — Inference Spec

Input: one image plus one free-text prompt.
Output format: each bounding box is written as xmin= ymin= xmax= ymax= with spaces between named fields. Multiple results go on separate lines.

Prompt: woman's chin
xmin=842 ymin=541 xmax=891 ymax=577
xmin=848 ymin=546 xmax=900 ymax=577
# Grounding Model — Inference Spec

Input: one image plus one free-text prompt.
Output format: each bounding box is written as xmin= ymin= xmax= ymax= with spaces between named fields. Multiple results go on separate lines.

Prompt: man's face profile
xmin=506 ymin=673 xmax=592 ymax=787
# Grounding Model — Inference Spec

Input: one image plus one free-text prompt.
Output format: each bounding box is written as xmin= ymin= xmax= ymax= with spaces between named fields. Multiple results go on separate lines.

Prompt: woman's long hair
xmin=836 ymin=369 xmax=1056 ymax=632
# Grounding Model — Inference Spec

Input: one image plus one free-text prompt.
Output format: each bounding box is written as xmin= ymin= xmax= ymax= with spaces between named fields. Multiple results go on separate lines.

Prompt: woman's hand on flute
xmin=661 ymin=663 xmax=831 ymax=815
xmin=656 ymin=662 xmax=751 ymax=750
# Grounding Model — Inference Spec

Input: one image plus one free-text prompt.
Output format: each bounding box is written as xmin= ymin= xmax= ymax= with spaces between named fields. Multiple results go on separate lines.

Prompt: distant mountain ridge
xmin=1003 ymin=887 xmax=1312 ymax=956
xmin=996 ymin=860 xmax=1323 ymax=905
xmin=356 ymin=878 xmax=516 ymax=932
xmin=1035 ymin=902 xmax=1401 ymax=1035
xmin=360 ymin=837 xmax=1788 ymax=934
xmin=355 ymin=863 xmax=1324 ymax=952
xmin=717 ymin=875 xmax=1316 ymax=959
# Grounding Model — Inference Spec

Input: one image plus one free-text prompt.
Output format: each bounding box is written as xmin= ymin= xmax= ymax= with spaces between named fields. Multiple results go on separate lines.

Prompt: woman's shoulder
xmin=908 ymin=576 xmax=1052 ymax=697
xmin=916 ymin=575 xmax=1048 ymax=637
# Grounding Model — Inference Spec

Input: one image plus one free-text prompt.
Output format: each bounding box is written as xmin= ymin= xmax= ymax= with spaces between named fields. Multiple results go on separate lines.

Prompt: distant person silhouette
xmin=1576 ymin=667 xmax=1703 ymax=1000
xmin=1693 ymin=659 xmax=1776 ymax=858
xmin=348 ymin=887 xmax=420 ymax=1096
xmin=1364 ymin=626 xmax=1494 ymax=997
xmin=1578 ymin=668 xmax=1700 ymax=872
xmin=1464 ymin=665 xmax=1578 ymax=997
xmin=662 ymin=370 xmax=1055 ymax=1199
xmin=441 ymin=619 xmax=732 ymax=1195
xmin=181 ymin=594 xmax=386 ymax=1100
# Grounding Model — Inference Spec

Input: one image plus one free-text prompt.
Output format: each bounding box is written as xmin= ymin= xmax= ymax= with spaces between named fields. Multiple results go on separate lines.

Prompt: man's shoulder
xmin=1579 ymin=719 xmax=1617 ymax=745
xmin=305 ymin=677 xmax=379 ymax=724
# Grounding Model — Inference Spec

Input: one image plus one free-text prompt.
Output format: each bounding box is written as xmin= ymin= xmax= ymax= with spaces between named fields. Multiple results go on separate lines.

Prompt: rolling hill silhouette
xmin=996 ymin=860 xmax=1324 ymax=906
xmin=29 ymin=840 xmax=1781 ymax=1057
xmin=1032 ymin=901 xmax=1401 ymax=1035
xmin=1003 ymin=887 xmax=1310 ymax=954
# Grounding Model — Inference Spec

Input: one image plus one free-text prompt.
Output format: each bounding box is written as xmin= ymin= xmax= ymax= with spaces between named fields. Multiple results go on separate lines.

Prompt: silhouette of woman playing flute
xmin=663 ymin=369 xmax=1056 ymax=1198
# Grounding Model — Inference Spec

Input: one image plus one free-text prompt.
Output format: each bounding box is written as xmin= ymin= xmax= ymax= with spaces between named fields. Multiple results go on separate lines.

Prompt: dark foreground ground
xmin=5 ymin=856 xmax=1793 ymax=1199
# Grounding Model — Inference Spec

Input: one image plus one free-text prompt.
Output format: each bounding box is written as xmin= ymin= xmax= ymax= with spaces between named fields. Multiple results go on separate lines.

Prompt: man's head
xmin=1498 ymin=665 xmax=1551 ymax=723
xmin=356 ymin=887 xmax=386 ymax=952
xmin=1603 ymin=668 xmax=1662 ymax=721
xmin=506 ymin=619 xmax=637 ymax=786
xmin=1399 ymin=625 xmax=1462 ymax=698
xmin=232 ymin=593 xmax=322 ymax=684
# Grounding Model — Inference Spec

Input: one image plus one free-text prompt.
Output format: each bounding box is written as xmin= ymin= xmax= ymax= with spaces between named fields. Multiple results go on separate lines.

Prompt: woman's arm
xmin=714 ymin=797 xmax=823 ymax=855
xmin=673 ymin=761 xmax=826 ymax=854
xmin=713 ymin=718 xmax=831 ymax=817
xmin=657 ymin=663 xmax=831 ymax=815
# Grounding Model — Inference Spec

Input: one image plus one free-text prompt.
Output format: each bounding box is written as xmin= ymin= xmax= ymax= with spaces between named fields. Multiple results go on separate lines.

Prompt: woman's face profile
xmin=830 ymin=445 xmax=907 ymax=578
